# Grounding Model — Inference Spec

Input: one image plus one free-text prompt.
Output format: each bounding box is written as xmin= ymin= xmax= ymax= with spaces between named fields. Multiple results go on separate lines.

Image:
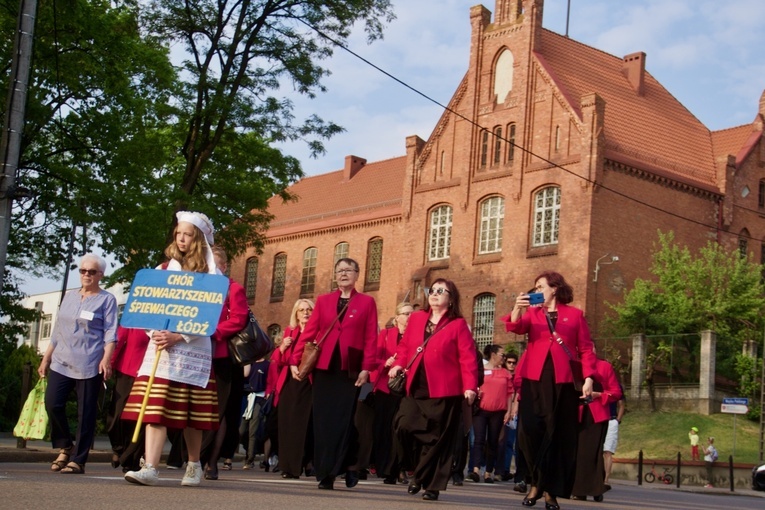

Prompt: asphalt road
xmin=1 ymin=462 xmax=763 ymax=510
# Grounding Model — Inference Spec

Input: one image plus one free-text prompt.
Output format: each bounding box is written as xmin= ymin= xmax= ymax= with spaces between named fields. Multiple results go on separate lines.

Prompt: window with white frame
xmin=301 ymin=247 xmax=318 ymax=295
xmin=478 ymin=197 xmax=505 ymax=254
xmin=40 ymin=314 xmax=52 ymax=340
xmin=472 ymin=294 xmax=496 ymax=349
xmin=532 ymin=186 xmax=561 ymax=247
xmin=428 ymin=205 xmax=453 ymax=260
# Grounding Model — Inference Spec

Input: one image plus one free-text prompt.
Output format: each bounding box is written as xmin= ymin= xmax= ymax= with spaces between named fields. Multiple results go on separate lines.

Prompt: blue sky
xmin=281 ymin=0 xmax=765 ymax=176
xmin=21 ymin=0 xmax=765 ymax=295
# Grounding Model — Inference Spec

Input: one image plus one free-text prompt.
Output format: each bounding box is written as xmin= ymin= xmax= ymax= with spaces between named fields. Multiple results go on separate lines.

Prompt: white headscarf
xmin=175 ymin=210 xmax=217 ymax=274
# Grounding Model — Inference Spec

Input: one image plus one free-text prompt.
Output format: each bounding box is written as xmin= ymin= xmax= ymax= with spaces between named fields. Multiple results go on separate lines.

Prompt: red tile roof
xmin=537 ymin=29 xmax=718 ymax=186
xmin=266 ymin=156 xmax=406 ymax=236
xmin=711 ymin=124 xmax=762 ymax=168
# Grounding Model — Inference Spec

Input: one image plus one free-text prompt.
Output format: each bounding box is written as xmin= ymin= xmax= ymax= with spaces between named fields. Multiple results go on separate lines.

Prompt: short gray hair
xmin=81 ymin=253 xmax=106 ymax=273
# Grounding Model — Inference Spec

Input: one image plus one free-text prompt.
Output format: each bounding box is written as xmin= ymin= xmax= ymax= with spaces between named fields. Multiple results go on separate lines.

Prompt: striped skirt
xmin=121 ymin=375 xmax=220 ymax=431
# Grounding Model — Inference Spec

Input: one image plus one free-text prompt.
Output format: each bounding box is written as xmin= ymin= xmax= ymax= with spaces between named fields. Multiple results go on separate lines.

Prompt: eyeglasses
xmin=79 ymin=269 xmax=100 ymax=276
xmin=398 ymin=311 xmax=412 ymax=316
xmin=335 ymin=268 xmax=358 ymax=275
xmin=297 ymin=308 xmax=312 ymax=313
xmin=428 ymin=287 xmax=450 ymax=296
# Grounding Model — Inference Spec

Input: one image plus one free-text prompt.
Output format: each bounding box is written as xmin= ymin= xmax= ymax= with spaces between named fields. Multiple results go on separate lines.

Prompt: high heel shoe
xmin=543 ymin=493 xmax=560 ymax=510
xmin=521 ymin=486 xmax=540 ymax=507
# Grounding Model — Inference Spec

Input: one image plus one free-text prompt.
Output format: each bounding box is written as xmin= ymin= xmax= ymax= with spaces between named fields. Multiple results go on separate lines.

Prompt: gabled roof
xmin=265 ymin=156 xmax=406 ymax=237
xmin=537 ymin=29 xmax=717 ymax=186
xmin=711 ymin=124 xmax=762 ymax=168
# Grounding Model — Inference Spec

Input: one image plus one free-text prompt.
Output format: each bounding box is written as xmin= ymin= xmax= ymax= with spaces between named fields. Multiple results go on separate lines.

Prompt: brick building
xmin=229 ymin=0 xmax=765 ymax=348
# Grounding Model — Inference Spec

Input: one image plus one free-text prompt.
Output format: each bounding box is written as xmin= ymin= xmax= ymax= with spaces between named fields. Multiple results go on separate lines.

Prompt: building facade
xmin=229 ymin=0 xmax=765 ymax=348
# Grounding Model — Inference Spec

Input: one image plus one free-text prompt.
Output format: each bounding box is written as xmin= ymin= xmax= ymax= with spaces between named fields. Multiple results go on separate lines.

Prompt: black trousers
xmin=106 ymin=370 xmax=144 ymax=470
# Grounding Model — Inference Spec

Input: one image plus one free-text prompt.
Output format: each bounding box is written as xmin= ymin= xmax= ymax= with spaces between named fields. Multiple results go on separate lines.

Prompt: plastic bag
xmin=13 ymin=378 xmax=48 ymax=440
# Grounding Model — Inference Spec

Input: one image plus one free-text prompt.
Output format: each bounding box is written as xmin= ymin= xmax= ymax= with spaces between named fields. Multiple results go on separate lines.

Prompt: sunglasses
xmin=506 ymin=360 xmax=517 ymax=365
xmin=79 ymin=269 xmax=100 ymax=276
xmin=428 ymin=287 xmax=450 ymax=296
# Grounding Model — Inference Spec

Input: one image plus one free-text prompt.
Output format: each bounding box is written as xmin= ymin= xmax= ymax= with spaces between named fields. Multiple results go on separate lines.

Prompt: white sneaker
xmin=181 ymin=461 xmax=203 ymax=486
xmin=125 ymin=464 xmax=159 ymax=486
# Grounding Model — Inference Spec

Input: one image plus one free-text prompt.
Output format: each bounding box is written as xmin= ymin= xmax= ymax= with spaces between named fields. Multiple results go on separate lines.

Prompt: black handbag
xmin=228 ymin=310 xmax=274 ymax=367
xmin=543 ymin=309 xmax=584 ymax=392
xmin=387 ymin=331 xmax=434 ymax=397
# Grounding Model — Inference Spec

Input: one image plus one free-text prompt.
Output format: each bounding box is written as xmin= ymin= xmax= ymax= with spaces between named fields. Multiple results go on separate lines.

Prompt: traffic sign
xmin=722 ymin=397 xmax=749 ymax=405
xmin=721 ymin=403 xmax=748 ymax=414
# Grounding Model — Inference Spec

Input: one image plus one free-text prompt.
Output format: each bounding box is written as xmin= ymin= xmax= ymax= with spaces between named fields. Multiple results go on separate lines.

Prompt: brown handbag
xmin=296 ymin=300 xmax=349 ymax=380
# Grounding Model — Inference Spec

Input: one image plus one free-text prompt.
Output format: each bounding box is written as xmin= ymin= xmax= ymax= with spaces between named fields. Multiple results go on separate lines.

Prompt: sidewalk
xmin=0 ymin=432 xmax=165 ymax=464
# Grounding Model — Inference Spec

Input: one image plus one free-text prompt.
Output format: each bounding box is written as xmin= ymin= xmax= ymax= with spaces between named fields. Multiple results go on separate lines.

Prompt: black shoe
xmin=521 ymin=487 xmax=540 ymax=507
xmin=383 ymin=476 xmax=397 ymax=485
xmin=603 ymin=483 xmax=611 ymax=492
xmin=594 ymin=494 xmax=604 ymax=502
xmin=571 ymin=495 xmax=586 ymax=500
xmin=544 ymin=495 xmax=560 ymax=510
xmin=204 ymin=466 xmax=219 ymax=480
xmin=318 ymin=476 xmax=335 ymax=490
xmin=451 ymin=474 xmax=463 ymax=486
xmin=484 ymin=476 xmax=494 ymax=483
xmin=514 ymin=481 xmax=528 ymax=493
xmin=282 ymin=472 xmax=299 ymax=479
xmin=501 ymin=472 xmax=513 ymax=481
xmin=467 ymin=471 xmax=480 ymax=483
xmin=345 ymin=470 xmax=359 ymax=488
xmin=358 ymin=469 xmax=368 ymax=480
xmin=422 ymin=490 xmax=439 ymax=501
xmin=407 ymin=482 xmax=421 ymax=495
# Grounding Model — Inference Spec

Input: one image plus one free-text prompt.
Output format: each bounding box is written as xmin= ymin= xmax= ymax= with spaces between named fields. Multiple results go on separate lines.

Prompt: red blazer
xmin=111 ymin=326 xmax=150 ymax=377
xmin=501 ymin=304 xmax=596 ymax=384
xmin=271 ymin=326 xmax=310 ymax=404
xmin=211 ymin=279 xmax=249 ymax=359
xmin=264 ymin=358 xmax=280 ymax=405
xmin=580 ymin=359 xmax=622 ymax=423
xmin=290 ymin=289 xmax=378 ymax=373
xmin=372 ymin=326 xmax=401 ymax=394
xmin=394 ymin=311 xmax=479 ymax=399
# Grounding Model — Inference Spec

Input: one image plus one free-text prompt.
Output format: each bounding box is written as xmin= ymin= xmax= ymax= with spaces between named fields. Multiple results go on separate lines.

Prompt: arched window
xmin=300 ymin=247 xmax=318 ymax=295
xmin=478 ymin=197 xmax=505 ymax=254
xmin=245 ymin=257 xmax=258 ymax=303
xmin=507 ymin=123 xmax=516 ymax=164
xmin=270 ymin=253 xmax=287 ymax=300
xmin=365 ymin=237 xmax=383 ymax=291
xmin=428 ymin=205 xmax=453 ymax=261
xmin=532 ymin=186 xmax=561 ymax=247
xmin=493 ymin=49 xmax=514 ymax=103
xmin=331 ymin=242 xmax=349 ymax=290
xmin=739 ymin=229 xmax=750 ymax=259
xmin=480 ymin=130 xmax=489 ymax=169
xmin=473 ymin=294 xmax=496 ymax=349
xmin=493 ymin=126 xmax=503 ymax=166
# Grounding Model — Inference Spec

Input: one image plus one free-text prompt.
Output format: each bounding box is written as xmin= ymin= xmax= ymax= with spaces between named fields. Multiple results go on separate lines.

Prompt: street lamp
xmin=593 ymin=253 xmax=619 ymax=282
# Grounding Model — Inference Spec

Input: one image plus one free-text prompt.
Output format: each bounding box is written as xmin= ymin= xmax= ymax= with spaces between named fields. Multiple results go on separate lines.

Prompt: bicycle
xmin=644 ymin=463 xmax=674 ymax=484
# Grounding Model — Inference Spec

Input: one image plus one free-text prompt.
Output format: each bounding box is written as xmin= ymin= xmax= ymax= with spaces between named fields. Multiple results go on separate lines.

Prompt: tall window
xmin=480 ymin=130 xmax=489 ymax=169
xmin=478 ymin=197 xmax=505 ymax=254
xmin=365 ymin=237 xmax=383 ymax=291
xmin=270 ymin=253 xmax=287 ymax=300
xmin=245 ymin=257 xmax=258 ymax=303
xmin=554 ymin=125 xmax=561 ymax=152
xmin=300 ymin=247 xmax=318 ymax=295
xmin=532 ymin=186 xmax=561 ymax=247
xmin=428 ymin=205 xmax=453 ymax=261
xmin=331 ymin=242 xmax=349 ymax=290
xmin=507 ymin=123 xmax=516 ymax=164
xmin=759 ymin=179 xmax=765 ymax=208
xmin=473 ymin=294 xmax=496 ymax=349
xmin=738 ymin=230 xmax=749 ymax=259
xmin=493 ymin=49 xmax=514 ymax=103
xmin=493 ymin=126 xmax=503 ymax=165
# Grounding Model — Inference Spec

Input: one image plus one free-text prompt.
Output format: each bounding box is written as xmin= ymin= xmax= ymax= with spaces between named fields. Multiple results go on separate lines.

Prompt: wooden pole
xmin=131 ymin=348 xmax=162 ymax=443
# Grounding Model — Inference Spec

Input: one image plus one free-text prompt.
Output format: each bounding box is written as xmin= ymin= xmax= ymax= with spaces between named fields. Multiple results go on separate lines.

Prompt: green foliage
xmin=0 ymin=345 xmax=41 ymax=431
xmin=734 ymin=353 xmax=762 ymax=421
xmin=605 ymin=231 xmax=765 ymax=380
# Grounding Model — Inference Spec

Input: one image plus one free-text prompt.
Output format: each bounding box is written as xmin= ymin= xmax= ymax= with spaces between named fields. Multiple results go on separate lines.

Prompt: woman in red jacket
xmin=389 ymin=278 xmax=479 ymax=502
xmin=290 ymin=258 xmax=378 ymax=490
xmin=276 ymin=298 xmax=314 ymax=479
xmin=571 ymin=357 xmax=622 ymax=502
xmin=502 ymin=271 xmax=596 ymax=510
xmin=372 ymin=302 xmax=414 ymax=485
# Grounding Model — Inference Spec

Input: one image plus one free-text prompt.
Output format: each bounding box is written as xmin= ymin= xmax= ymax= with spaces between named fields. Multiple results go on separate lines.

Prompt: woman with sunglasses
xmin=38 ymin=254 xmax=118 ymax=474
xmin=388 ymin=279 xmax=479 ymax=501
xmin=502 ymin=271 xmax=596 ymax=510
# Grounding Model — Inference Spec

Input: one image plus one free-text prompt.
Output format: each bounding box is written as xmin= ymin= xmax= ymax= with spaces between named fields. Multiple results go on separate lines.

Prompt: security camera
xmin=612 ymin=255 xmax=619 ymax=262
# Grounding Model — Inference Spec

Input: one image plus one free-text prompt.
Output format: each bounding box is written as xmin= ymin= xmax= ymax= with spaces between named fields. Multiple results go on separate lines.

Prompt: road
xmin=1 ymin=463 xmax=763 ymax=509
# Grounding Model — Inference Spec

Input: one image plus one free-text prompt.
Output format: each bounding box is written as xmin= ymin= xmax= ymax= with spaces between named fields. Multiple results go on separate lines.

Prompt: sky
xmin=19 ymin=0 xmax=765 ymax=296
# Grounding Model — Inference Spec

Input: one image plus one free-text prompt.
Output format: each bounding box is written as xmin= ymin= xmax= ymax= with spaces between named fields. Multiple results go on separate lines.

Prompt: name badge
xmin=80 ymin=310 xmax=94 ymax=321
xmin=484 ymin=369 xmax=493 ymax=376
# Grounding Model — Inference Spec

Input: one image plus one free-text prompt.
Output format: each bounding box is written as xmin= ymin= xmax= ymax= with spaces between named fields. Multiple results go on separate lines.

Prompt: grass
xmin=618 ymin=409 xmax=763 ymax=464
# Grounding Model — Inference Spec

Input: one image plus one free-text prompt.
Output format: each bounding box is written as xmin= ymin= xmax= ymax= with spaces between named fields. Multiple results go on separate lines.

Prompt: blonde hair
xmin=165 ymin=223 xmax=209 ymax=273
xmin=395 ymin=302 xmax=413 ymax=315
xmin=289 ymin=299 xmax=315 ymax=329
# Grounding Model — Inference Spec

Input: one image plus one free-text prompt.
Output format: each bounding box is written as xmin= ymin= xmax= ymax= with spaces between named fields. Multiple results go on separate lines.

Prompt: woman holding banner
xmin=122 ymin=211 xmax=221 ymax=487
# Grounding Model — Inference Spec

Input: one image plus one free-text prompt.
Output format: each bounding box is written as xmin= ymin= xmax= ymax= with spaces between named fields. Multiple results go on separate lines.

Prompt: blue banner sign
xmin=722 ymin=398 xmax=749 ymax=405
xmin=120 ymin=269 xmax=230 ymax=335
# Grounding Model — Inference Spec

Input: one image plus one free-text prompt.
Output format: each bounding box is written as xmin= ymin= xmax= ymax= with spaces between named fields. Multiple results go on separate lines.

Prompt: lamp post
xmin=593 ymin=253 xmax=619 ymax=282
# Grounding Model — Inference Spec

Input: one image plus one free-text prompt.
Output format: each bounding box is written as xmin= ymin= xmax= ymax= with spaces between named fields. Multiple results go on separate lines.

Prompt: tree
xmin=605 ymin=231 xmax=765 ymax=381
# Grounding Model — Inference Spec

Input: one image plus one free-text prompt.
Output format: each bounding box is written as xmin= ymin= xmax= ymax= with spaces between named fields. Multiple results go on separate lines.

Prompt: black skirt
xmin=571 ymin=407 xmax=608 ymax=496
xmin=278 ymin=369 xmax=313 ymax=477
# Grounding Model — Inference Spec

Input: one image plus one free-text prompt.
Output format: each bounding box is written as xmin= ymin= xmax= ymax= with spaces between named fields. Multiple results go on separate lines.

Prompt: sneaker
xmin=181 ymin=461 xmax=203 ymax=486
xmin=125 ymin=464 xmax=159 ymax=486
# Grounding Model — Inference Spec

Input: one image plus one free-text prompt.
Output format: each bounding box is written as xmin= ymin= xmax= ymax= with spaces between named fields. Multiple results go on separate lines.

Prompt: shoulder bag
xmin=228 ymin=310 xmax=274 ymax=367
xmin=543 ymin=308 xmax=584 ymax=392
xmin=296 ymin=299 xmax=350 ymax=380
xmin=387 ymin=331 xmax=434 ymax=398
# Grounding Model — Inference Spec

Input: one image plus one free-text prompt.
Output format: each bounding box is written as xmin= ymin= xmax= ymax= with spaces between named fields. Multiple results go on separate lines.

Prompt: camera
xmin=527 ymin=292 xmax=544 ymax=305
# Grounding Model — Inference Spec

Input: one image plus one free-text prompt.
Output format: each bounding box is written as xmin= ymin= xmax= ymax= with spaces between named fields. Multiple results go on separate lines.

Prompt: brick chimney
xmin=343 ymin=155 xmax=366 ymax=181
xmin=622 ymin=52 xmax=646 ymax=96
